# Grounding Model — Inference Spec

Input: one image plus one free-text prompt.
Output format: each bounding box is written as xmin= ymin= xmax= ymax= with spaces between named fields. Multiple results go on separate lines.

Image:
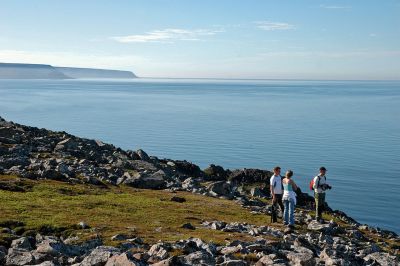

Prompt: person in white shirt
xmin=270 ymin=166 xmax=284 ymax=222
xmin=313 ymin=166 xmax=332 ymax=223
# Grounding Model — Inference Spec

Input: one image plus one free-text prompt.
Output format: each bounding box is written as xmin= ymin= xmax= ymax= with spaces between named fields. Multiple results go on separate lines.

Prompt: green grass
xmin=0 ymin=175 xmax=271 ymax=246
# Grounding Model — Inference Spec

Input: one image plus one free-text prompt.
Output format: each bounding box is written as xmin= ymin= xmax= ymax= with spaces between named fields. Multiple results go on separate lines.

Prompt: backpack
xmin=309 ymin=176 xmax=321 ymax=191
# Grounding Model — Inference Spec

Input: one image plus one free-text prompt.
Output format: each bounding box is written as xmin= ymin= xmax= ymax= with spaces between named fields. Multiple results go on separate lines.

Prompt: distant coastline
xmin=0 ymin=63 xmax=137 ymax=79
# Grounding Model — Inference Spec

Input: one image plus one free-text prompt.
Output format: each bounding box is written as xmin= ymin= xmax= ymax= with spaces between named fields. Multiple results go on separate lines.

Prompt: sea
xmin=0 ymin=78 xmax=399 ymax=233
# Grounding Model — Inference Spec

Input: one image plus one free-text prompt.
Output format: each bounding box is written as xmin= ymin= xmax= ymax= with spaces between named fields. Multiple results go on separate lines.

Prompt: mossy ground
xmin=0 ymin=175 xmax=272 ymax=246
xmin=1 ymin=174 xmax=398 ymax=256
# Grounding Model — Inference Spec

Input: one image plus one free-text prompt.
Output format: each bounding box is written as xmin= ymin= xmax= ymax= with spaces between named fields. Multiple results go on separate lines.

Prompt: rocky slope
xmin=0 ymin=116 xmax=399 ymax=265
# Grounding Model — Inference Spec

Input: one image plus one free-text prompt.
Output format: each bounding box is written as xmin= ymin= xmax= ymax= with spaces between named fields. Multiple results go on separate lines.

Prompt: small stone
xmin=78 ymin=221 xmax=90 ymax=229
xmin=181 ymin=223 xmax=196 ymax=230
xmin=111 ymin=234 xmax=128 ymax=241
xmin=170 ymin=196 xmax=186 ymax=203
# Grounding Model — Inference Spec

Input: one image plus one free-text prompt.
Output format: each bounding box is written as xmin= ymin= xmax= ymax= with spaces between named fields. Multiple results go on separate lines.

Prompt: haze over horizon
xmin=1 ymin=0 xmax=399 ymax=80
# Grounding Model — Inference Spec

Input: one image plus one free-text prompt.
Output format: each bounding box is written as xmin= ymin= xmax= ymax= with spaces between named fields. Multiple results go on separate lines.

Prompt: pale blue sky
xmin=1 ymin=0 xmax=399 ymax=79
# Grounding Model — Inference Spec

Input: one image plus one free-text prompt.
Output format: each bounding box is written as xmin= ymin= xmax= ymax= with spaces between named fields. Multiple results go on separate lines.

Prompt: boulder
xmin=250 ymin=187 xmax=268 ymax=198
xmin=54 ymin=138 xmax=78 ymax=153
xmin=256 ymin=255 xmax=275 ymax=265
xmin=80 ymin=246 xmax=121 ymax=266
xmin=363 ymin=252 xmax=398 ymax=266
xmin=307 ymin=221 xmax=332 ymax=233
xmin=105 ymin=252 xmax=144 ymax=266
xmin=124 ymin=171 xmax=167 ymax=189
xmin=228 ymin=168 xmax=272 ymax=184
xmin=181 ymin=223 xmax=195 ymax=230
xmin=203 ymin=164 xmax=228 ymax=181
xmin=170 ymin=196 xmax=186 ymax=203
xmin=172 ymin=160 xmax=203 ymax=178
xmin=207 ymin=181 xmax=233 ymax=198
xmin=181 ymin=178 xmax=200 ymax=191
xmin=220 ymin=260 xmax=247 ymax=266
xmin=150 ymin=256 xmax=182 ymax=266
xmin=136 ymin=149 xmax=150 ymax=162
xmin=77 ymin=221 xmax=90 ymax=229
xmin=285 ymin=246 xmax=315 ymax=266
xmin=11 ymin=237 xmax=33 ymax=251
xmin=183 ymin=251 xmax=215 ymax=265
xmin=5 ymin=248 xmax=35 ymax=265
xmin=110 ymin=234 xmax=129 ymax=241
xmin=147 ymin=243 xmax=170 ymax=260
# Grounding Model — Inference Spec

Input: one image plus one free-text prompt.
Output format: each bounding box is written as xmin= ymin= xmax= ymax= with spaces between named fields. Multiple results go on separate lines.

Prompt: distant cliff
xmin=0 ymin=63 xmax=70 ymax=79
xmin=0 ymin=63 xmax=137 ymax=79
xmin=55 ymin=67 xmax=137 ymax=79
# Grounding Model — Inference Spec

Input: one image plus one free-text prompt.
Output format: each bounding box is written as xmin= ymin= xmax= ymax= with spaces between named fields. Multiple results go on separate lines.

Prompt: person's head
xmin=285 ymin=170 xmax=293 ymax=179
xmin=273 ymin=166 xmax=281 ymax=175
xmin=319 ymin=166 xmax=327 ymax=175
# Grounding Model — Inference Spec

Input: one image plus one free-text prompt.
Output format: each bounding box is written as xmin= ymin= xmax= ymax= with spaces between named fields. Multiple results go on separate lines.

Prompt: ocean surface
xmin=0 ymin=78 xmax=399 ymax=233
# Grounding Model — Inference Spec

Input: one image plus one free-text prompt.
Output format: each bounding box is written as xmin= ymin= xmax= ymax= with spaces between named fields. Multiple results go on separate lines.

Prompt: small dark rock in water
xmin=181 ymin=223 xmax=196 ymax=230
xmin=170 ymin=196 xmax=186 ymax=203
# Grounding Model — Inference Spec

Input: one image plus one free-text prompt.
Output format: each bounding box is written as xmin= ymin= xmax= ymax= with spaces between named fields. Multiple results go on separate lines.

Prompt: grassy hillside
xmin=0 ymin=175 xmax=273 ymax=246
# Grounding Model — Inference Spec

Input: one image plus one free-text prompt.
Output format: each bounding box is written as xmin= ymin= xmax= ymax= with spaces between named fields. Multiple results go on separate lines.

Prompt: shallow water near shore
xmin=1 ymin=78 xmax=399 ymax=233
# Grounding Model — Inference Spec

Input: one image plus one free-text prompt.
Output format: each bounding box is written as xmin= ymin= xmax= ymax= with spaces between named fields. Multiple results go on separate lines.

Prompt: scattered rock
xmin=80 ymin=246 xmax=121 ymax=266
xmin=170 ymin=196 xmax=186 ymax=203
xmin=181 ymin=223 xmax=196 ymax=230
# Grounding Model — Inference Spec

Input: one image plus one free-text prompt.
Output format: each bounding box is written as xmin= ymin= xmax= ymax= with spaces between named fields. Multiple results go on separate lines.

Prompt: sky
xmin=0 ymin=0 xmax=399 ymax=79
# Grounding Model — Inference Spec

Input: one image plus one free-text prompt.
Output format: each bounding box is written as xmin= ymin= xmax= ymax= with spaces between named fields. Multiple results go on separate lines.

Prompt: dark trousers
xmin=271 ymin=194 xmax=284 ymax=222
xmin=315 ymin=192 xmax=326 ymax=219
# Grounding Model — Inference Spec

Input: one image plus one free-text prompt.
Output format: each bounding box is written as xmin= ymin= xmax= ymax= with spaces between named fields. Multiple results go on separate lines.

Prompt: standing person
xmin=270 ymin=166 xmax=284 ymax=223
xmin=313 ymin=167 xmax=332 ymax=223
xmin=282 ymin=170 xmax=298 ymax=228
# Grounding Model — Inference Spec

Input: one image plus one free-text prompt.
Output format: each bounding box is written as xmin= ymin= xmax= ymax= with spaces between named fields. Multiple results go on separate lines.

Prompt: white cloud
xmin=258 ymin=50 xmax=400 ymax=58
xmin=111 ymin=28 xmax=223 ymax=43
xmin=320 ymin=5 xmax=352 ymax=9
xmin=0 ymin=50 xmax=146 ymax=71
xmin=369 ymin=33 xmax=377 ymax=37
xmin=255 ymin=21 xmax=295 ymax=31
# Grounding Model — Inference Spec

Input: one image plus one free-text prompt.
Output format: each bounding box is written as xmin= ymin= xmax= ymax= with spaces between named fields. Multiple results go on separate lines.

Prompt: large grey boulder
xmin=11 ymin=237 xmax=33 ymax=251
xmin=307 ymin=221 xmax=333 ymax=234
xmin=36 ymin=237 xmax=81 ymax=257
xmin=80 ymin=246 xmax=121 ymax=266
xmin=255 ymin=255 xmax=275 ymax=265
xmin=124 ymin=171 xmax=167 ymax=189
xmin=363 ymin=252 xmax=398 ymax=266
xmin=207 ymin=181 xmax=233 ymax=198
xmin=203 ymin=164 xmax=228 ymax=181
xmin=105 ymin=252 xmax=145 ymax=266
xmin=285 ymin=246 xmax=315 ymax=266
xmin=147 ymin=243 xmax=170 ymax=260
xmin=54 ymin=138 xmax=78 ymax=153
xmin=183 ymin=251 xmax=215 ymax=266
xmin=136 ymin=149 xmax=150 ymax=162
xmin=6 ymin=248 xmax=35 ymax=265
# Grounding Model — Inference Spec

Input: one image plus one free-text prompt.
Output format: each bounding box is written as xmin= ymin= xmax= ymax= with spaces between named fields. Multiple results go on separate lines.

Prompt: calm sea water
xmin=0 ymin=79 xmax=399 ymax=233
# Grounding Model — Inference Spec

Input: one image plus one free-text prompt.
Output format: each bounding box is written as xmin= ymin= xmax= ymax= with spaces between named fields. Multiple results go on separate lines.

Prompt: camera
xmin=321 ymin=184 xmax=332 ymax=191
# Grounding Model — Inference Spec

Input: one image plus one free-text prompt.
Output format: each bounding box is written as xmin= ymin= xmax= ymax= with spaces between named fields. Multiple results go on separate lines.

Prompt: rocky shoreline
xmin=0 ymin=116 xmax=399 ymax=265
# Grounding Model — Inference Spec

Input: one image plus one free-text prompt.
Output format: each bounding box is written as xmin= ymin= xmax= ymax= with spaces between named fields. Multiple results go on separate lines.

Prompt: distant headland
xmin=0 ymin=63 xmax=137 ymax=79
